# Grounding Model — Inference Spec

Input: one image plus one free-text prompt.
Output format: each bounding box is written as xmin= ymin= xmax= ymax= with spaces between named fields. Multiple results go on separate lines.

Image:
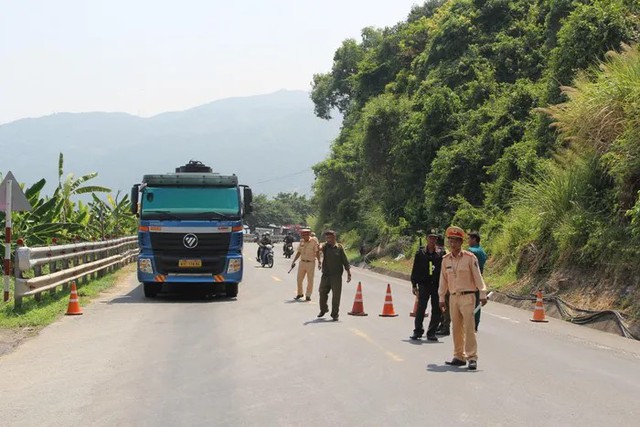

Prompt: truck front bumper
xmin=137 ymin=255 xmax=243 ymax=284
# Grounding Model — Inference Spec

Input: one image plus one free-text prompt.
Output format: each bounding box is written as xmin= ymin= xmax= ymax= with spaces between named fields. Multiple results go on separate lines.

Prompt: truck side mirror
xmin=243 ymin=187 xmax=253 ymax=215
xmin=130 ymin=185 xmax=140 ymax=216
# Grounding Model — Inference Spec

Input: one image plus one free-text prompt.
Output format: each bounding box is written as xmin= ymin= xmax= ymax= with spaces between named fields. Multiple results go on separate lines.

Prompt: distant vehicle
xmin=283 ymin=241 xmax=294 ymax=258
xmin=260 ymin=243 xmax=274 ymax=268
xmin=280 ymin=224 xmax=310 ymax=242
xmin=131 ymin=160 xmax=253 ymax=298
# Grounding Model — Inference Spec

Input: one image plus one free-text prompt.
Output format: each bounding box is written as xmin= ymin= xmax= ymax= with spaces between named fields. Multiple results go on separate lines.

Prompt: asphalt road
xmin=1 ymin=243 xmax=639 ymax=426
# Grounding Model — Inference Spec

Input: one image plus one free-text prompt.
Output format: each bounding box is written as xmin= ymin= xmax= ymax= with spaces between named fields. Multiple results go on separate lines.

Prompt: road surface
xmin=1 ymin=243 xmax=639 ymax=426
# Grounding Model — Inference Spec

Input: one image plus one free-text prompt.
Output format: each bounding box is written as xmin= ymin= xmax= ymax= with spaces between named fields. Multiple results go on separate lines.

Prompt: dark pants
xmin=474 ymin=290 xmax=481 ymax=331
xmin=414 ymin=283 xmax=441 ymax=337
xmin=319 ymin=274 xmax=343 ymax=319
xmin=439 ymin=293 xmax=451 ymax=331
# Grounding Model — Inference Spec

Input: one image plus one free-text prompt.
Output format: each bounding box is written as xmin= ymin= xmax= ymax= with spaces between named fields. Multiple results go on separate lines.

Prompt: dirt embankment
xmin=494 ymin=266 xmax=640 ymax=339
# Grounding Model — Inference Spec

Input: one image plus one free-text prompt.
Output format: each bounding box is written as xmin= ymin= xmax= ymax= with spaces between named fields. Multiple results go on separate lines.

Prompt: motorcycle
xmin=283 ymin=241 xmax=294 ymax=258
xmin=260 ymin=244 xmax=274 ymax=268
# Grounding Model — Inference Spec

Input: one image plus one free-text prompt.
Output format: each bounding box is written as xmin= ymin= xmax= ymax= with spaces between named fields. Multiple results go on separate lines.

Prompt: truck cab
xmin=131 ymin=161 xmax=252 ymax=298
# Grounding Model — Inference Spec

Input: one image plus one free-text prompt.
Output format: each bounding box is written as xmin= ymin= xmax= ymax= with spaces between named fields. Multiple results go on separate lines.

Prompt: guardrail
xmin=13 ymin=236 xmax=138 ymax=308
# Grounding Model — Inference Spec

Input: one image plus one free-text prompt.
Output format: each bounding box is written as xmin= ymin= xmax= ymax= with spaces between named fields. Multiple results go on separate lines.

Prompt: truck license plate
xmin=178 ymin=259 xmax=202 ymax=268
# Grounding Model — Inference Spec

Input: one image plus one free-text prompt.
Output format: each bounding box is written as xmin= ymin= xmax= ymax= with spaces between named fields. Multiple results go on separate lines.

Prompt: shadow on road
xmin=106 ymin=284 xmax=236 ymax=305
xmin=401 ymin=338 xmax=444 ymax=346
xmin=303 ymin=318 xmax=336 ymax=325
xmin=426 ymin=363 xmax=479 ymax=373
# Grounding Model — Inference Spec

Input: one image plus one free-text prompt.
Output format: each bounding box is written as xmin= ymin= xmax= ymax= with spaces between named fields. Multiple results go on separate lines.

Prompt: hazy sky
xmin=0 ymin=0 xmax=422 ymax=124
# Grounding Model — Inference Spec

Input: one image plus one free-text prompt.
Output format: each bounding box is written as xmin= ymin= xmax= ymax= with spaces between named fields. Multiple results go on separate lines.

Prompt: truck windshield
xmin=141 ymin=186 xmax=240 ymax=220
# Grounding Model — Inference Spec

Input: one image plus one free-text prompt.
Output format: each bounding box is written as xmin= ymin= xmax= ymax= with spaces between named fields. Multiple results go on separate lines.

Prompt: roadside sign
xmin=1 ymin=171 xmax=32 ymax=301
xmin=0 ymin=171 xmax=32 ymax=212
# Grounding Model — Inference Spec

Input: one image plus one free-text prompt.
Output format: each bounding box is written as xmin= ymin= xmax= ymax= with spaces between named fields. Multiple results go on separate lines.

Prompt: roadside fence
xmin=12 ymin=236 xmax=138 ymax=308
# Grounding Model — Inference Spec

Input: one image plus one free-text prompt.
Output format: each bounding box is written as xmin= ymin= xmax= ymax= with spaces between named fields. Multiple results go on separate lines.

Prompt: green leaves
xmin=244 ymin=192 xmax=313 ymax=230
xmin=310 ymin=0 xmax=640 ymax=282
xmin=1 ymin=154 xmax=135 ymax=246
xmin=544 ymin=44 xmax=640 ymax=210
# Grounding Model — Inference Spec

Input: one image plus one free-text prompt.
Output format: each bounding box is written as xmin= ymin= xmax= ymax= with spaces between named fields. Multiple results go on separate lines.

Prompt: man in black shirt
xmin=409 ymin=230 xmax=444 ymax=341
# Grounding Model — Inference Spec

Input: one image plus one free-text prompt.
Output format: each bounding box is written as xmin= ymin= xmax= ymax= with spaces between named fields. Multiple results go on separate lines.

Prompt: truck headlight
xmin=227 ymin=259 xmax=242 ymax=274
xmin=138 ymin=258 xmax=154 ymax=274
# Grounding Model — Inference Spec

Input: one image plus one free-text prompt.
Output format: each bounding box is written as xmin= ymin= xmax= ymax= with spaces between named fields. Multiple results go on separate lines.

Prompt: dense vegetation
xmin=311 ymin=0 xmax=640 ymax=301
xmin=0 ymin=153 xmax=136 ymax=246
xmin=245 ymin=192 xmax=314 ymax=230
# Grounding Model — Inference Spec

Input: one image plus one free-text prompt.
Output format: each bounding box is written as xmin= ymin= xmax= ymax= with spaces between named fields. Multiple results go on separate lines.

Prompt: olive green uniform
xmin=319 ymin=243 xmax=350 ymax=319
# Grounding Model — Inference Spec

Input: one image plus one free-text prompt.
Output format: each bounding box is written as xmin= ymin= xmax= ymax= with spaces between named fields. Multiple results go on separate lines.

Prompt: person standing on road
xmin=467 ymin=231 xmax=487 ymax=332
xmin=409 ymin=230 xmax=444 ymax=341
xmin=317 ymin=230 xmax=351 ymax=321
xmin=290 ymin=229 xmax=321 ymax=301
xmin=436 ymin=232 xmax=451 ymax=337
xmin=439 ymin=226 xmax=487 ymax=370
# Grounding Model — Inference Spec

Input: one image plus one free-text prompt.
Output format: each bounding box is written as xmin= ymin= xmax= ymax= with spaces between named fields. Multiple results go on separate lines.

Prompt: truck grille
xmin=150 ymin=232 xmax=231 ymax=274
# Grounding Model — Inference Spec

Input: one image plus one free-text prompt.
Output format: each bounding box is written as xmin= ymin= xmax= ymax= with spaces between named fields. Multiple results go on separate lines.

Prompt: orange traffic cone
xmin=65 ymin=281 xmax=83 ymax=316
xmin=379 ymin=284 xmax=399 ymax=317
xmin=348 ymin=282 xmax=368 ymax=316
xmin=530 ymin=289 xmax=548 ymax=323
xmin=410 ymin=295 xmax=418 ymax=317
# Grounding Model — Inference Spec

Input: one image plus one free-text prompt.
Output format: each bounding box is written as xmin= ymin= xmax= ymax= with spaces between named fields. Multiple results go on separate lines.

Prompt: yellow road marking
xmin=272 ymin=276 xmax=282 ymax=282
xmin=349 ymin=327 xmax=404 ymax=362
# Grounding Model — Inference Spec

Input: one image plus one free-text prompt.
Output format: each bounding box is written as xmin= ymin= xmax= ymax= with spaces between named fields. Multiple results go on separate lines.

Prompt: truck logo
xmin=183 ymin=234 xmax=199 ymax=249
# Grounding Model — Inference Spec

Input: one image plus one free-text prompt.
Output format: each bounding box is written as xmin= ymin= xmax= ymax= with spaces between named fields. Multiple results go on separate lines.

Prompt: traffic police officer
xmin=290 ymin=228 xmax=321 ymax=301
xmin=439 ymin=226 xmax=487 ymax=370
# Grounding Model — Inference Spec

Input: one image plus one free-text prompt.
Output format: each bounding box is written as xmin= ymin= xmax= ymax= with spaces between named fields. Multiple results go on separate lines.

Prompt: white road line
xmin=350 ymin=327 xmax=404 ymax=362
xmin=486 ymin=312 xmax=520 ymax=323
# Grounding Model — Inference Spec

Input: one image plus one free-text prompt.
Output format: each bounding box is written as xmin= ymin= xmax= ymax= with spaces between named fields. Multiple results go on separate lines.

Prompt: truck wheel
xmin=143 ymin=282 xmax=160 ymax=298
xmin=226 ymin=283 xmax=238 ymax=298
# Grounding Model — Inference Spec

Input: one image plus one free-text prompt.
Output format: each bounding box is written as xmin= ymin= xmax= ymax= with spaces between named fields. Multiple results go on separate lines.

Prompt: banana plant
xmin=57 ymin=153 xmax=110 ymax=221
xmin=89 ymin=192 xmax=137 ymax=239
xmin=0 ymin=179 xmax=81 ymax=246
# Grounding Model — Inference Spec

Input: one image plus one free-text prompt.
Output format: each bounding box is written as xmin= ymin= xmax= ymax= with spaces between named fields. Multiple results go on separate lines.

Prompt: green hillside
xmin=310 ymin=0 xmax=640 ymax=315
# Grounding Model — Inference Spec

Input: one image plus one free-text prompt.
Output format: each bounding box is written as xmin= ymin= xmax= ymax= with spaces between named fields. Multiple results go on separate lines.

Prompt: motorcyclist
xmin=283 ymin=232 xmax=294 ymax=255
xmin=257 ymin=232 xmax=273 ymax=262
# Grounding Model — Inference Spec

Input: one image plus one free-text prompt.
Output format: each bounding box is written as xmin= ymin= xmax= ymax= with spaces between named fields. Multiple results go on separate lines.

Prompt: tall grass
xmin=542 ymin=43 xmax=640 ymax=210
xmin=490 ymin=44 xmax=640 ymax=278
xmin=488 ymin=150 xmax=621 ymax=271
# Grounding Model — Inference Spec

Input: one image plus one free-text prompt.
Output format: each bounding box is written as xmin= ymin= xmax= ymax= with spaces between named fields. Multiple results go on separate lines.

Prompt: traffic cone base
xmin=348 ymin=282 xmax=368 ymax=316
xmin=379 ymin=284 xmax=399 ymax=317
xmin=530 ymin=290 xmax=548 ymax=323
xmin=409 ymin=294 xmax=429 ymax=317
xmin=410 ymin=295 xmax=418 ymax=317
xmin=66 ymin=281 xmax=83 ymax=315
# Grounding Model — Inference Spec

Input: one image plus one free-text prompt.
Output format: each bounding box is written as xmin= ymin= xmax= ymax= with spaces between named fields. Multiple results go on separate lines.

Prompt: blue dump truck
xmin=130 ymin=161 xmax=253 ymax=298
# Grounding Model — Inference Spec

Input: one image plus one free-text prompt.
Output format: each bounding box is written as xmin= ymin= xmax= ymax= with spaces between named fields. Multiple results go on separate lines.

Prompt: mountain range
xmin=0 ymin=90 xmax=341 ymax=198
